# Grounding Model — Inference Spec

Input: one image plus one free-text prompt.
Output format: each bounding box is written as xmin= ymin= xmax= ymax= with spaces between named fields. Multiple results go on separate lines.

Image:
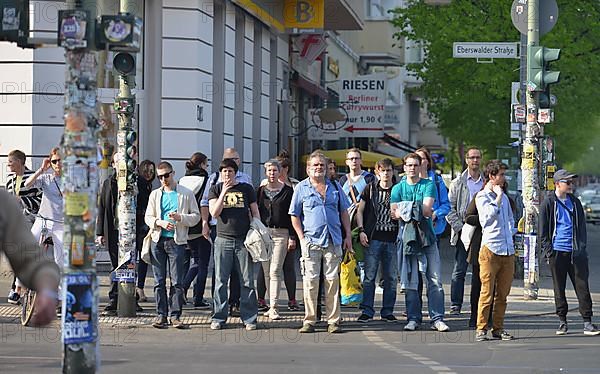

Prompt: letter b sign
xmin=296 ymin=1 xmax=314 ymax=23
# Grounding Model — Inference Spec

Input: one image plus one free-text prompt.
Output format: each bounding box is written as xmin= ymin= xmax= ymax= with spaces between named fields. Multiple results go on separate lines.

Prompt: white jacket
xmin=244 ymin=218 xmax=273 ymax=262
xmin=145 ymin=184 xmax=200 ymax=245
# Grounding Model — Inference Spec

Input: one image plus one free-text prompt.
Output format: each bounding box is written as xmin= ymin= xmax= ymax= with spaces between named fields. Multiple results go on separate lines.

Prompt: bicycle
xmin=20 ymin=217 xmax=55 ymax=326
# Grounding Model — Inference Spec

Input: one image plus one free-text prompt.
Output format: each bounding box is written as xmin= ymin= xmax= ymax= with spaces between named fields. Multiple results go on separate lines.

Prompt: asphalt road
xmin=2 ymin=224 xmax=600 ymax=374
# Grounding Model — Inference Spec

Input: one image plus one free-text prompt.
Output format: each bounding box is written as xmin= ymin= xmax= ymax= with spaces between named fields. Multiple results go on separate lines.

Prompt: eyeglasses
xmin=346 ymin=157 xmax=361 ymax=161
xmin=157 ymin=171 xmax=172 ymax=180
xmin=51 ymin=159 xmax=61 ymax=164
xmin=559 ymin=180 xmax=573 ymax=185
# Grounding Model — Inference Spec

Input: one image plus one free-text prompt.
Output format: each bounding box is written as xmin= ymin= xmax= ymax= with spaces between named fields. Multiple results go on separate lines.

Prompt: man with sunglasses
xmin=145 ymin=162 xmax=200 ymax=329
xmin=539 ymin=169 xmax=600 ymax=336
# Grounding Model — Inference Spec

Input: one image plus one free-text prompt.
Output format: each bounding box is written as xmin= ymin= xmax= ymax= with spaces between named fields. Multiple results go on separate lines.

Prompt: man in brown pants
xmin=474 ymin=160 xmax=515 ymax=341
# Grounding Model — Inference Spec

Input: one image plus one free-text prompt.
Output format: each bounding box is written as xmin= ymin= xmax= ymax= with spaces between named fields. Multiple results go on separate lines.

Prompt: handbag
xmin=141 ymin=230 xmax=153 ymax=264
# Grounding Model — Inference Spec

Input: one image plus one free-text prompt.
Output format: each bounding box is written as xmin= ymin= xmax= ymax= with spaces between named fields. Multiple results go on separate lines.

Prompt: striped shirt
xmin=5 ymin=169 xmax=42 ymax=217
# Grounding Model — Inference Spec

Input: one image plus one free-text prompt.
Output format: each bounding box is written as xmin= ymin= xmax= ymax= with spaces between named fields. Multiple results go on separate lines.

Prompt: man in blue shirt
xmin=289 ymin=151 xmax=352 ymax=334
xmin=474 ymin=160 xmax=515 ymax=341
xmin=539 ymin=169 xmax=599 ymax=336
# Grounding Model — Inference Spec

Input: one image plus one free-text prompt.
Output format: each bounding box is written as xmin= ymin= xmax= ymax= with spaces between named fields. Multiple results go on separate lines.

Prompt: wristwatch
xmin=358 ymin=227 xmax=365 ymax=233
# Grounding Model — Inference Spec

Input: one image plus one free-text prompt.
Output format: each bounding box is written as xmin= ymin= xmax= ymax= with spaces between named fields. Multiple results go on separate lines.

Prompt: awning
xmin=302 ymin=149 xmax=403 ymax=168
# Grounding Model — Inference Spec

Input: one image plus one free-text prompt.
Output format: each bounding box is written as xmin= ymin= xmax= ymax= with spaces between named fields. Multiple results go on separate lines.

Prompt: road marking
xmin=0 ymin=355 xmax=60 ymax=361
xmin=363 ymin=331 xmax=458 ymax=374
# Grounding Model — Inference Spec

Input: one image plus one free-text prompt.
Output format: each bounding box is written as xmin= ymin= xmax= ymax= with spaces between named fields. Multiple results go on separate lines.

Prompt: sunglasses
xmin=157 ymin=171 xmax=172 ymax=180
xmin=558 ymin=180 xmax=572 ymax=185
xmin=51 ymin=159 xmax=61 ymax=164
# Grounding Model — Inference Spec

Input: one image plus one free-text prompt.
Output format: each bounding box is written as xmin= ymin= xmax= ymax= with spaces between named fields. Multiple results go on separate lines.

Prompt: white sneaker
xmin=431 ymin=320 xmax=450 ymax=332
xmin=267 ymin=308 xmax=281 ymax=320
xmin=404 ymin=320 xmax=419 ymax=331
xmin=210 ymin=321 xmax=222 ymax=330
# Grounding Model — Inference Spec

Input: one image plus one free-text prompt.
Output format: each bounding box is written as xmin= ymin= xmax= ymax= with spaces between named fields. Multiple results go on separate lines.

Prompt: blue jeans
xmin=405 ymin=242 xmax=445 ymax=324
xmin=451 ymin=239 xmax=468 ymax=309
xmin=212 ymin=236 xmax=257 ymax=325
xmin=360 ymin=240 xmax=398 ymax=318
xmin=183 ymin=236 xmax=211 ymax=304
xmin=150 ymin=237 xmax=186 ymax=318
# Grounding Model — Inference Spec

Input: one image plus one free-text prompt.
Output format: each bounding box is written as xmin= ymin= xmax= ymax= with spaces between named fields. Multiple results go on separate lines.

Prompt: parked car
xmin=579 ymin=193 xmax=599 ymax=210
xmin=585 ymin=196 xmax=600 ymax=224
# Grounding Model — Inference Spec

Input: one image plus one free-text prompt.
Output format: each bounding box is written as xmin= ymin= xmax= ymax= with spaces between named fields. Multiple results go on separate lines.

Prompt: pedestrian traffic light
xmin=124 ymin=130 xmax=137 ymax=185
xmin=113 ymin=52 xmax=135 ymax=76
xmin=527 ymin=46 xmax=560 ymax=91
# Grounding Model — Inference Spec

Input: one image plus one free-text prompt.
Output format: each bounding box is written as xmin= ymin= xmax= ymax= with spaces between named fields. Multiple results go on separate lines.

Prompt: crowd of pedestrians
xmin=3 ymin=145 xmax=600 ymax=338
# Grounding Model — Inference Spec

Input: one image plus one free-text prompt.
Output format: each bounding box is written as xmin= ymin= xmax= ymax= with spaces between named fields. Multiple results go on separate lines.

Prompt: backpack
xmin=180 ymin=173 xmax=211 ymax=235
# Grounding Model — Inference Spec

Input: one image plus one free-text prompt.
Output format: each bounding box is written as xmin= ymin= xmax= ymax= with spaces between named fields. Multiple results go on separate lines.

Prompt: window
xmin=366 ymin=0 xmax=396 ymax=19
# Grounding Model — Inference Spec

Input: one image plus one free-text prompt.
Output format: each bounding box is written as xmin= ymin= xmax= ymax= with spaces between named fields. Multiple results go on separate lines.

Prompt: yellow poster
xmin=66 ymin=193 xmax=89 ymax=216
xmin=284 ymin=0 xmax=324 ymax=30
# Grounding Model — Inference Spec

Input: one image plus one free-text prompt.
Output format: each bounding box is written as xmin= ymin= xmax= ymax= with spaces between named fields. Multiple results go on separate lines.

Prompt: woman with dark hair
xmin=178 ymin=152 xmax=212 ymax=308
xmin=136 ymin=159 xmax=156 ymax=302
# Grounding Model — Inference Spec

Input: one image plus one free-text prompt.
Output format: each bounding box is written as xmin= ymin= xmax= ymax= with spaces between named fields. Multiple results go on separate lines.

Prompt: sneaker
xmin=267 ymin=308 xmax=281 ymax=320
xmin=492 ymin=330 xmax=513 ymax=341
xmin=357 ymin=314 xmax=372 ymax=323
xmin=210 ymin=321 xmax=223 ymax=330
xmin=171 ymin=317 xmax=188 ymax=330
xmin=229 ymin=304 xmax=240 ymax=317
xmin=245 ymin=323 xmax=257 ymax=331
xmin=431 ymin=320 xmax=450 ymax=332
xmin=152 ymin=316 xmax=168 ymax=329
xmin=299 ymin=323 xmax=315 ymax=333
xmin=287 ymin=300 xmax=300 ymax=311
xmin=583 ymin=322 xmax=600 ymax=336
xmin=328 ymin=323 xmax=342 ymax=334
xmin=7 ymin=290 xmax=20 ymax=305
xmin=476 ymin=330 xmax=489 ymax=341
xmin=404 ymin=320 xmax=419 ymax=331
xmin=449 ymin=306 xmax=461 ymax=316
xmin=556 ymin=321 xmax=568 ymax=335
xmin=257 ymin=299 xmax=269 ymax=312
xmin=194 ymin=300 xmax=211 ymax=309
xmin=381 ymin=315 xmax=398 ymax=323
xmin=136 ymin=287 xmax=147 ymax=302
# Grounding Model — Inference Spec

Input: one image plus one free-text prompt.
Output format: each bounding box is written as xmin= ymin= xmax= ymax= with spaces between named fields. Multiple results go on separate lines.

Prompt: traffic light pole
xmin=522 ymin=0 xmax=540 ymax=300
xmin=115 ymin=68 xmax=138 ymax=316
xmin=61 ymin=1 xmax=99 ymax=372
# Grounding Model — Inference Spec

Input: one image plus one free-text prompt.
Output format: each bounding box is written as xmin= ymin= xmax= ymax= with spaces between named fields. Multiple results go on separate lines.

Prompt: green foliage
xmin=390 ymin=0 xmax=600 ymax=173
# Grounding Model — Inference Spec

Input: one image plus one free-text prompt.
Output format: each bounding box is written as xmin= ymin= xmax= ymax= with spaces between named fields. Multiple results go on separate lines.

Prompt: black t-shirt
xmin=208 ymin=182 xmax=257 ymax=239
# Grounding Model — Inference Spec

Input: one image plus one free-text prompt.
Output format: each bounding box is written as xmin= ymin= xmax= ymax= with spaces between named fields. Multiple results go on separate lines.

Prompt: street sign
xmin=307 ymin=73 xmax=386 ymax=139
xmin=511 ymin=0 xmax=558 ymax=36
xmin=453 ymin=42 xmax=519 ymax=59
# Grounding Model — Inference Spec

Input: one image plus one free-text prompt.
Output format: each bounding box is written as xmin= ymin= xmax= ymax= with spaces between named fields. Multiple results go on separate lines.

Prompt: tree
xmin=390 ymin=0 xmax=600 ymax=173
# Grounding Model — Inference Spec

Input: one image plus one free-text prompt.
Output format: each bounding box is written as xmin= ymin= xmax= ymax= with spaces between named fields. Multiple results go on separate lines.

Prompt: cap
xmin=554 ymin=169 xmax=577 ymax=181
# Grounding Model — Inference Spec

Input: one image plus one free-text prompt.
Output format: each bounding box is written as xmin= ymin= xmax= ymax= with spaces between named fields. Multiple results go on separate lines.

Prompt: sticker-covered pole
xmin=59 ymin=1 xmax=100 ymax=372
xmin=522 ymin=0 xmax=540 ymax=300
xmin=115 ymin=0 xmax=139 ymax=317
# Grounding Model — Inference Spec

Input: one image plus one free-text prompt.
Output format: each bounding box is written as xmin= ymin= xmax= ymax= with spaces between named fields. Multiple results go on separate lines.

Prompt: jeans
xmin=183 ymin=236 xmax=212 ymax=304
xmin=360 ymin=240 xmax=398 ymax=318
xmin=405 ymin=242 xmax=445 ymax=324
xmin=209 ymin=227 xmax=240 ymax=306
xmin=150 ymin=237 xmax=186 ymax=318
xmin=451 ymin=239 xmax=469 ymax=309
xmin=212 ymin=237 xmax=258 ymax=325
xmin=549 ymin=251 xmax=593 ymax=322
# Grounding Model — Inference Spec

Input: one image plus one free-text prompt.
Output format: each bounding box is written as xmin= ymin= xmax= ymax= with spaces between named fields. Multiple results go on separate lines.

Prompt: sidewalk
xmin=1 ymin=237 xmax=598 ymax=328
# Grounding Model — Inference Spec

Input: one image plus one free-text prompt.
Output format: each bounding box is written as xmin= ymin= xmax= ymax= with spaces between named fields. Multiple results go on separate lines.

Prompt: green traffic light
xmin=527 ymin=46 xmax=561 ymax=91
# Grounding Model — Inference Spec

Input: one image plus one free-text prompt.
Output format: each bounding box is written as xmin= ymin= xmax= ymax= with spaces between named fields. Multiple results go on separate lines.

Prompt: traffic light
xmin=113 ymin=52 xmax=135 ymax=76
xmin=527 ymin=46 xmax=560 ymax=91
xmin=124 ymin=130 xmax=137 ymax=185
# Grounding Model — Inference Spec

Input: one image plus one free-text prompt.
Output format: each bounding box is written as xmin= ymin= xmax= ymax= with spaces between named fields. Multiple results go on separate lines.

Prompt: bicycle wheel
xmin=21 ymin=289 xmax=37 ymax=326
